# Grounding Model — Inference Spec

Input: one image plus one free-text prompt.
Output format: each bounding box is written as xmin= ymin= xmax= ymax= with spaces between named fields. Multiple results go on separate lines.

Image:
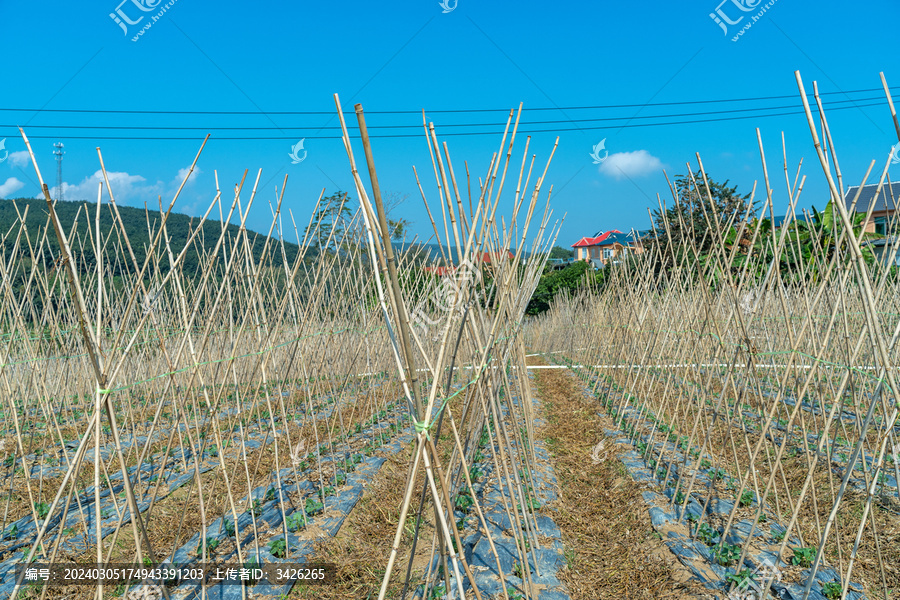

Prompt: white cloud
xmin=173 ymin=166 xmax=201 ymax=186
xmin=599 ymin=150 xmax=664 ymax=180
xmin=59 ymin=170 xmax=160 ymax=203
xmin=0 ymin=177 xmax=25 ymax=198
xmin=8 ymin=151 xmax=31 ymax=169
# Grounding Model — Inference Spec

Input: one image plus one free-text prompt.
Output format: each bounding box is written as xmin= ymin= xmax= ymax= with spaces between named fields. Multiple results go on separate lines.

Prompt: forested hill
xmin=0 ymin=197 xmax=304 ymax=274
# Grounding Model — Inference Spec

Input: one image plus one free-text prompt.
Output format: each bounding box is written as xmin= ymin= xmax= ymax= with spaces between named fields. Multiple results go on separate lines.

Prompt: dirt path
xmin=527 ymin=357 xmax=712 ymax=600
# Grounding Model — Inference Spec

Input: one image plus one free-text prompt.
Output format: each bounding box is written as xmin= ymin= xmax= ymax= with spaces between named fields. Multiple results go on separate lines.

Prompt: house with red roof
xmin=572 ymin=229 xmax=642 ymax=267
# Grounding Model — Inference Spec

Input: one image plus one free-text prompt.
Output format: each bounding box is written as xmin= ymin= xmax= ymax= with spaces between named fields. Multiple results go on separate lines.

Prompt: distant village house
xmin=572 ymin=230 xmax=643 ymax=269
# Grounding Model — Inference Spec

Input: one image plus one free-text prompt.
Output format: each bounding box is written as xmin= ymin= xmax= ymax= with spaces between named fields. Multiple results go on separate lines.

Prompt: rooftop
xmin=843 ymin=182 xmax=900 ymax=213
xmin=572 ymin=229 xmax=641 ymax=248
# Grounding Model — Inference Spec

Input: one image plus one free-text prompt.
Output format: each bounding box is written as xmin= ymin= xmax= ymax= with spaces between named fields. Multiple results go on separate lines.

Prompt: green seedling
xmin=506 ymin=586 xmax=524 ymax=600
xmin=791 ymin=546 xmax=817 ymax=568
xmin=250 ymin=498 xmax=263 ymax=517
xmin=305 ymin=497 xmax=324 ymax=516
xmin=196 ymin=537 xmax=219 ymax=556
xmin=697 ymin=522 xmax=717 ymax=546
xmin=34 ymin=502 xmax=50 ymax=520
xmin=269 ymin=538 xmax=286 ymax=558
xmin=454 ymin=491 xmax=474 ymax=512
xmin=223 ymin=518 xmax=235 ymax=537
xmin=726 ymin=569 xmax=755 ymax=588
xmin=738 ymin=490 xmax=754 ymax=507
xmin=709 ymin=468 xmax=728 ymax=481
xmin=822 ymin=581 xmax=842 ymax=600
xmin=714 ymin=543 xmax=741 ymax=566
xmin=286 ymin=512 xmax=307 ymax=532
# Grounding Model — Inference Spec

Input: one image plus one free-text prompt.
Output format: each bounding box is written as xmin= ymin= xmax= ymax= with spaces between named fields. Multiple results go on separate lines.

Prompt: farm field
xmin=525 ymin=79 xmax=900 ymax=600
xmin=2 ymin=77 xmax=900 ymax=600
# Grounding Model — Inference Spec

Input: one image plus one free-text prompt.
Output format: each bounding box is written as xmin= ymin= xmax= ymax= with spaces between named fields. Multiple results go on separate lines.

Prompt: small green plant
xmin=772 ymin=528 xmax=786 ymax=543
xmin=521 ymin=497 xmax=541 ymax=512
xmin=455 ymin=490 xmax=474 ymax=512
xmin=305 ymin=497 xmax=324 ymax=516
xmin=738 ymin=490 xmax=754 ymax=507
xmin=269 ymin=538 xmax=286 ymax=558
xmin=264 ymin=487 xmax=276 ymax=502
xmin=714 ymin=543 xmax=741 ymax=566
xmin=726 ymin=569 xmax=755 ymax=588
xmin=506 ymin=585 xmax=524 ymax=600
xmin=335 ymin=473 xmax=347 ymax=486
xmin=697 ymin=522 xmax=717 ymax=546
xmin=701 ymin=458 xmax=712 ymax=469
xmin=196 ymin=537 xmax=219 ymax=556
xmin=822 ymin=581 xmax=842 ymax=600
xmin=674 ymin=491 xmax=686 ymax=505
xmin=34 ymin=502 xmax=50 ymax=519
xmin=709 ymin=468 xmax=728 ymax=481
xmin=791 ymin=546 xmax=817 ymax=568
xmin=286 ymin=511 xmax=306 ymax=532
xmin=512 ymin=560 xmax=524 ymax=579
xmin=250 ymin=498 xmax=263 ymax=517
xmin=223 ymin=518 xmax=235 ymax=537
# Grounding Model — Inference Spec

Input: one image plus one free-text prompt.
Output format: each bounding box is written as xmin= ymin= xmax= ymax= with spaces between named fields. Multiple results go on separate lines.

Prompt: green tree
xmin=785 ymin=200 xmax=881 ymax=281
xmin=651 ymin=171 xmax=753 ymax=257
xmin=526 ymin=261 xmax=594 ymax=315
xmin=548 ymin=246 xmax=573 ymax=259
xmin=305 ymin=192 xmax=352 ymax=254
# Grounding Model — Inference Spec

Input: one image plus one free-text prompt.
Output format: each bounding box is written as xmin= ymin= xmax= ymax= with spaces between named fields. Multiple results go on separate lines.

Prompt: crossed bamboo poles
xmin=0 ymin=99 xmax=564 ymax=600
xmin=527 ymin=71 xmax=900 ymax=600
xmin=334 ymin=95 xmax=563 ymax=600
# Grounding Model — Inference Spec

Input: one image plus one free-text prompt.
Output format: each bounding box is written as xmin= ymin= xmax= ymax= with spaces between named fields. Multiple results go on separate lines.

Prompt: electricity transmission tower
xmin=53 ymin=142 xmax=64 ymax=202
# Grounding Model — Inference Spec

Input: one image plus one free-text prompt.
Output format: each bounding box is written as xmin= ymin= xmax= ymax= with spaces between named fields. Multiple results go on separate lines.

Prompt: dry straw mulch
xmin=529 ymin=357 xmax=713 ymax=600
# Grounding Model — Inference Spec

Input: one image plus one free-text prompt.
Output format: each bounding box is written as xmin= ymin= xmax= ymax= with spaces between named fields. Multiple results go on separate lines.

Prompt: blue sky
xmin=1 ymin=0 xmax=899 ymax=250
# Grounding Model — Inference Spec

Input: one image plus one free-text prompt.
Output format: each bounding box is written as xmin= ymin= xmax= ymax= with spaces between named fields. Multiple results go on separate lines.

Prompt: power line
xmin=0 ymin=97 xmax=888 ymax=131
xmin=6 ymin=101 xmax=888 ymax=141
xmin=0 ymin=87 xmax=896 ymax=116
